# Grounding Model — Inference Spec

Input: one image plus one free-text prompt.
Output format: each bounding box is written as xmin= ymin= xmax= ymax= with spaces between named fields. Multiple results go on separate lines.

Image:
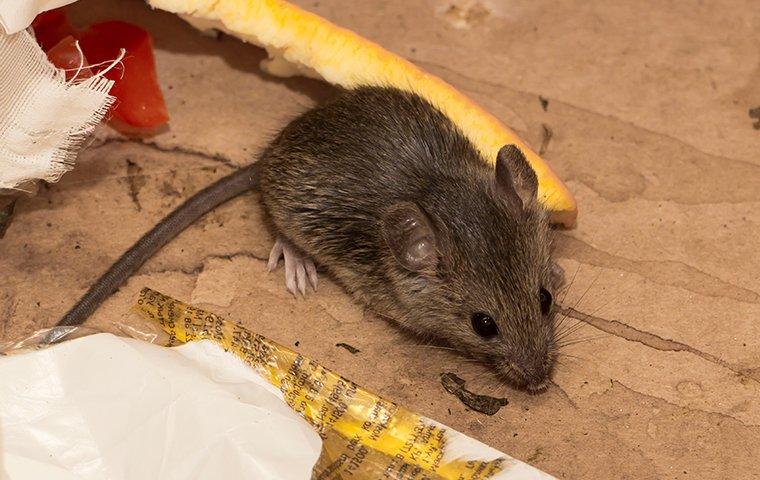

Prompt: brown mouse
xmin=55 ymin=86 xmax=564 ymax=391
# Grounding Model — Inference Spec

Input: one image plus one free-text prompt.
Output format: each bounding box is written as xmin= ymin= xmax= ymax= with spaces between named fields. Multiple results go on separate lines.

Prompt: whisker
xmin=555 ymin=352 xmax=585 ymax=361
xmin=556 ymin=334 xmax=607 ymax=348
xmin=415 ymin=345 xmax=458 ymax=351
xmin=554 ymin=312 xmax=572 ymax=330
xmin=571 ymin=267 xmax=603 ymax=311
xmin=554 ymin=319 xmax=587 ymax=341
xmin=586 ymin=276 xmax=646 ymax=319
xmin=559 ymin=332 xmax=607 ymax=343
xmin=554 ymin=314 xmax=581 ymax=332
xmin=463 ymin=370 xmax=500 ymax=392
xmin=559 ymin=263 xmax=581 ymax=305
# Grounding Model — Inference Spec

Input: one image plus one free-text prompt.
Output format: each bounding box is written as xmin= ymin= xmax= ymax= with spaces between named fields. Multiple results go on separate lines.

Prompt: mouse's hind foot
xmin=267 ymin=236 xmax=318 ymax=297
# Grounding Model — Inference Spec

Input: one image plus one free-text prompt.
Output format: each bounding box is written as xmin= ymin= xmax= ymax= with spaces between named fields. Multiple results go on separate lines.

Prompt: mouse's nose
xmin=522 ymin=368 xmax=551 ymax=393
xmin=499 ymin=351 xmax=554 ymax=391
xmin=521 ymin=365 xmax=548 ymax=386
xmin=512 ymin=357 xmax=552 ymax=392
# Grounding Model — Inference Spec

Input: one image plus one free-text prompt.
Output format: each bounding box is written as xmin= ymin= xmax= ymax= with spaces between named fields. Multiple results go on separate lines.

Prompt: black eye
xmin=539 ymin=287 xmax=553 ymax=315
xmin=471 ymin=312 xmax=498 ymax=338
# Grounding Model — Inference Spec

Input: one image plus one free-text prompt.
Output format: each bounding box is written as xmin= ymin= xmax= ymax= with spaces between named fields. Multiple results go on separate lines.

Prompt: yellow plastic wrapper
xmin=133 ymin=287 xmax=553 ymax=479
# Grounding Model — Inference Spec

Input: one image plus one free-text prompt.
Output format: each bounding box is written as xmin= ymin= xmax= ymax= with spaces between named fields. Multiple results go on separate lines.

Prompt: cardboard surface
xmin=1 ymin=0 xmax=758 ymax=478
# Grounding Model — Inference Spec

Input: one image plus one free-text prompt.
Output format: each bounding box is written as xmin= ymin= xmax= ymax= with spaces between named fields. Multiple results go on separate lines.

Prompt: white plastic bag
xmin=0 ymin=334 xmax=322 ymax=479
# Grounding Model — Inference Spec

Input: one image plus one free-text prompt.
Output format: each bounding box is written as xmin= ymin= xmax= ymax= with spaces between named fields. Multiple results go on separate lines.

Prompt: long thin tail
xmin=56 ymin=162 xmax=261 ymax=329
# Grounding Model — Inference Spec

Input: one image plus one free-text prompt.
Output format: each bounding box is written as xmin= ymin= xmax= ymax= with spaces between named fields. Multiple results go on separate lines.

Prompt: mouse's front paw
xmin=267 ymin=236 xmax=318 ymax=297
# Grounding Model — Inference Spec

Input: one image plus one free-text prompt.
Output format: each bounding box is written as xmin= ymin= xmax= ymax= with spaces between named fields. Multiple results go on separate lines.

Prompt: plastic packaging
xmin=0 ymin=288 xmax=554 ymax=479
xmin=0 ymin=334 xmax=321 ymax=479
xmin=132 ymin=288 xmax=553 ymax=479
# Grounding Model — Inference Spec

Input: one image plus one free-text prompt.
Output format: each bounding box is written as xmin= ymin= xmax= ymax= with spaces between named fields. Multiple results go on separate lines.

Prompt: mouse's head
xmin=381 ymin=145 xmax=561 ymax=392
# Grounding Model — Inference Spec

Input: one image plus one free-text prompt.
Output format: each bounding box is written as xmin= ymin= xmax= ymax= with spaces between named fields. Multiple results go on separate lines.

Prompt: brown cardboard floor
xmin=2 ymin=1 xmax=759 ymax=478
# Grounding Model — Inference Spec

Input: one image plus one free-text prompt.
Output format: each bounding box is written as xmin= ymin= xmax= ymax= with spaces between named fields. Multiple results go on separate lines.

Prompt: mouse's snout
xmin=500 ymin=352 xmax=554 ymax=393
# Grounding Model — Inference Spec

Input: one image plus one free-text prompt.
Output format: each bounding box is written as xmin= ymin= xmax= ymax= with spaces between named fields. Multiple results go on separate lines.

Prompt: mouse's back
xmin=261 ymin=86 xmax=487 ymax=263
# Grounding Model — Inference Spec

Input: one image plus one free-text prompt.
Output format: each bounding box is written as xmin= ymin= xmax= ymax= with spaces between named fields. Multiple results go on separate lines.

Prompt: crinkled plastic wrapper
xmin=1 ymin=288 xmax=554 ymax=479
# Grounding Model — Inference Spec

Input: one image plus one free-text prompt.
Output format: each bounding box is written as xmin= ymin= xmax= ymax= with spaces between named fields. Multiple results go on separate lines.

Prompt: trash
xmin=0 ymin=334 xmax=321 ymax=479
xmin=0 ymin=28 xmax=115 ymax=189
xmin=441 ymin=372 xmax=509 ymax=416
xmin=0 ymin=288 xmax=554 ymax=479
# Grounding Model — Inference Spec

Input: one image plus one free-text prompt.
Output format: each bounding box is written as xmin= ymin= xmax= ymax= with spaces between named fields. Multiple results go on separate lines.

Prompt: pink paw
xmin=267 ymin=237 xmax=318 ymax=296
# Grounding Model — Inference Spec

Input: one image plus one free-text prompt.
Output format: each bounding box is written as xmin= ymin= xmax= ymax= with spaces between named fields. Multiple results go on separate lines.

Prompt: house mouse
xmin=55 ymin=86 xmax=564 ymax=391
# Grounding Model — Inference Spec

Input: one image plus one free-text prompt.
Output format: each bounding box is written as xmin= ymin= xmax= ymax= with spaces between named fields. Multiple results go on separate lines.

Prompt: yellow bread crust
xmin=149 ymin=0 xmax=577 ymax=226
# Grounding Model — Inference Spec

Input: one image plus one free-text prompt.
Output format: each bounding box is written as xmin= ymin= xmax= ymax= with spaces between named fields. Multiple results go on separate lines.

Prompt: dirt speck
xmin=539 ymin=124 xmax=553 ymax=155
xmin=539 ymin=96 xmax=549 ymax=111
xmin=160 ymin=180 xmax=181 ymax=198
xmin=526 ymin=447 xmax=544 ymax=463
xmin=0 ymin=198 xmax=17 ymax=239
xmin=125 ymin=159 xmax=146 ymax=211
xmin=749 ymin=106 xmax=760 ymax=129
xmin=441 ymin=1 xmax=491 ymax=29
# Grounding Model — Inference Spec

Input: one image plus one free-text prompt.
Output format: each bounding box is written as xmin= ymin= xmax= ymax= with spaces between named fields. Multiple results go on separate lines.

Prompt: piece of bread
xmin=148 ymin=0 xmax=577 ymax=226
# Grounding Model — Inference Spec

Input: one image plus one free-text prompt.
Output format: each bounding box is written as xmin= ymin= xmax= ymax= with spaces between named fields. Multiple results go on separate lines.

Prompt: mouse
xmin=54 ymin=86 xmax=564 ymax=392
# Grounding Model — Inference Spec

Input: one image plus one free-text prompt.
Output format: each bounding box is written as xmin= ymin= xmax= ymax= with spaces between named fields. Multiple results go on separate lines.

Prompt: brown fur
xmin=261 ymin=86 xmax=560 ymax=390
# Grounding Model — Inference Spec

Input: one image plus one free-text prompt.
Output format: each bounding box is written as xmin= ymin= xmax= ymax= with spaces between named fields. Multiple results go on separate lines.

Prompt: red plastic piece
xmin=31 ymin=8 xmax=77 ymax=52
xmin=46 ymin=35 xmax=93 ymax=81
xmin=78 ymin=21 xmax=169 ymax=128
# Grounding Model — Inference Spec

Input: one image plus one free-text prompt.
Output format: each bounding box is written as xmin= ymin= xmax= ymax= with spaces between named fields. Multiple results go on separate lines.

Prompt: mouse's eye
xmin=471 ymin=312 xmax=498 ymax=338
xmin=539 ymin=287 xmax=553 ymax=315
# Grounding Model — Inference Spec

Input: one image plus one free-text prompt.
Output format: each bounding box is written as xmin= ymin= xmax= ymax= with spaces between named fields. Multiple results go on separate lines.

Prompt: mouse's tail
xmin=54 ymin=162 xmax=261 ymax=332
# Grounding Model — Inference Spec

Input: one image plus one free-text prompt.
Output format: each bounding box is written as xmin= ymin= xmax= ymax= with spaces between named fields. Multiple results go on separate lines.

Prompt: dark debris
xmin=539 ymin=95 xmax=549 ymax=111
xmin=539 ymin=123 xmax=553 ymax=155
xmin=440 ymin=372 xmax=508 ymax=415
xmin=335 ymin=342 xmax=360 ymax=354
xmin=749 ymin=106 xmax=760 ymax=130
xmin=0 ymin=198 xmax=17 ymax=239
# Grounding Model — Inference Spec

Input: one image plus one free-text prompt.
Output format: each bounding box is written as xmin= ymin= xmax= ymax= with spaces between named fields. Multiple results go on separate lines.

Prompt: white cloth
xmin=0 ymin=27 xmax=114 ymax=189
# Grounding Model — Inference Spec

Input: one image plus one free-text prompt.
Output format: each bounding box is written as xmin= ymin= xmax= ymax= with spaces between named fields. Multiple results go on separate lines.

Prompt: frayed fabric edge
xmin=0 ymin=28 xmax=118 ymax=190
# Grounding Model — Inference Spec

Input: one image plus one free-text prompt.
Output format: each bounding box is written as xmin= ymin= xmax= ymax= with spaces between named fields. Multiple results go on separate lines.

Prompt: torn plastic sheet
xmin=0 ymin=333 xmax=322 ymax=479
xmin=0 ymin=288 xmax=555 ymax=479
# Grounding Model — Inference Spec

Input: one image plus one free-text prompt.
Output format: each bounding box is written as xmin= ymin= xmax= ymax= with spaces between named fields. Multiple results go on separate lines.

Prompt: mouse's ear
xmin=382 ymin=202 xmax=438 ymax=272
xmin=495 ymin=144 xmax=538 ymax=212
